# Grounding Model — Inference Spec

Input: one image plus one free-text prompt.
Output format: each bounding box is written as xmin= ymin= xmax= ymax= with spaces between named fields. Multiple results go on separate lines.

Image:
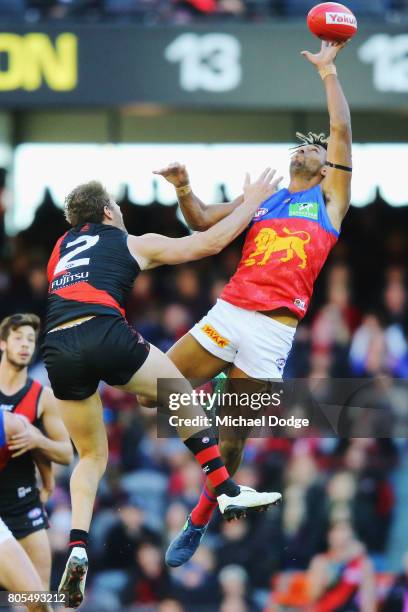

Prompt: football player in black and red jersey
xmin=42 ymin=170 xmax=283 ymax=607
xmin=0 ymin=313 xmax=73 ymax=589
xmin=0 ymin=409 xmax=53 ymax=612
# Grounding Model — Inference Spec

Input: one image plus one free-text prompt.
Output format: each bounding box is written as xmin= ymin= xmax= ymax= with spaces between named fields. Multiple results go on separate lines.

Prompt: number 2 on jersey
xmin=55 ymin=235 xmax=100 ymax=275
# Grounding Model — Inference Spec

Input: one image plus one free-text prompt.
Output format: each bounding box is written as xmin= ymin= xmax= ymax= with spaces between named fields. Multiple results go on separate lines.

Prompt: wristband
xmin=175 ymin=184 xmax=192 ymax=197
xmin=318 ymin=64 xmax=337 ymax=80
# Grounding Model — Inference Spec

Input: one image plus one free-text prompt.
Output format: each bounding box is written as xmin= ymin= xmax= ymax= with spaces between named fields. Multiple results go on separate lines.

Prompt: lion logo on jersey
xmin=244 ymin=227 xmax=311 ymax=269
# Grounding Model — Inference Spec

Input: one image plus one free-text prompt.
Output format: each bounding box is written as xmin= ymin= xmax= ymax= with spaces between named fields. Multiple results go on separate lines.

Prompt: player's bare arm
xmin=302 ymin=40 xmax=352 ymax=230
xmin=3 ymin=411 xmax=27 ymax=439
xmin=8 ymin=387 xmax=73 ymax=464
xmin=360 ymin=557 xmax=377 ymax=612
xmin=307 ymin=554 xmax=330 ymax=601
xmin=153 ymin=162 xmax=244 ymax=231
xmin=129 ymin=168 xmax=282 ymax=269
xmin=32 ymin=450 xmax=55 ymax=504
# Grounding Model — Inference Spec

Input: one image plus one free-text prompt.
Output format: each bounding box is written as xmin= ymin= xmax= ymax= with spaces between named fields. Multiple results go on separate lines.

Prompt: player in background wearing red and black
xmin=0 ymin=410 xmax=53 ymax=612
xmin=0 ymin=409 xmax=53 ymax=612
xmin=150 ymin=40 xmax=353 ymax=567
xmin=0 ymin=314 xmax=73 ymax=589
xmin=307 ymin=521 xmax=376 ymax=612
xmin=42 ymin=170 xmax=283 ymax=608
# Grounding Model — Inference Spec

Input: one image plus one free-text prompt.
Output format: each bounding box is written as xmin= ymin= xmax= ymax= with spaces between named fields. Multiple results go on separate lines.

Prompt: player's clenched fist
xmin=243 ymin=168 xmax=283 ymax=207
xmin=153 ymin=162 xmax=189 ymax=187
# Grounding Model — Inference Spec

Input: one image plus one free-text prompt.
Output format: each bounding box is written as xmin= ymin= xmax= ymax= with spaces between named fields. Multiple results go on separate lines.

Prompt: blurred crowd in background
xmin=1 ymin=165 xmax=408 ymax=610
xmin=1 ymin=0 xmax=408 ymax=24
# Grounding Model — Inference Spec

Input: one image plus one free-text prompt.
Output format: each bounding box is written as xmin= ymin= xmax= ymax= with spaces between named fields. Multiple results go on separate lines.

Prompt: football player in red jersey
xmin=0 ymin=410 xmax=53 ymax=612
xmin=151 ymin=40 xmax=353 ymax=567
xmin=0 ymin=314 xmax=73 ymax=589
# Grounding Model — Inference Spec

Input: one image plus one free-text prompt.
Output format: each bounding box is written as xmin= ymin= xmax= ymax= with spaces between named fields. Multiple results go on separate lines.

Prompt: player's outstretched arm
xmin=153 ymin=162 xmax=244 ymax=231
xmin=302 ymin=41 xmax=352 ymax=231
xmin=129 ymin=168 xmax=282 ymax=269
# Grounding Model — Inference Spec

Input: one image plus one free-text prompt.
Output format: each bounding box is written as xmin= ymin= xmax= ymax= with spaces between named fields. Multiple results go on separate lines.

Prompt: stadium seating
xmin=0 ymin=0 xmax=402 ymax=21
xmin=284 ymin=0 xmax=390 ymax=18
xmin=0 ymin=0 xmax=26 ymax=15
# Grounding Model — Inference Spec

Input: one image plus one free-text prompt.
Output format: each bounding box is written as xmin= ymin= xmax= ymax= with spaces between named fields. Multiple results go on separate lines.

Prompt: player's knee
xmin=78 ymin=444 xmax=108 ymax=474
xmin=94 ymin=450 xmax=108 ymax=474
xmin=158 ymin=378 xmax=192 ymax=406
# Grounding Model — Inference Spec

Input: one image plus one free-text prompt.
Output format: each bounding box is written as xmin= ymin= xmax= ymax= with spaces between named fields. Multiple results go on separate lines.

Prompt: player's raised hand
xmin=301 ymin=40 xmax=347 ymax=68
xmin=243 ymin=168 xmax=283 ymax=208
xmin=153 ymin=162 xmax=189 ymax=187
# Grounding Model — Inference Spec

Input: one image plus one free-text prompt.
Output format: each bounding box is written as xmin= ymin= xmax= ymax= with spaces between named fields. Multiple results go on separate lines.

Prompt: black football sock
xmin=69 ymin=529 xmax=89 ymax=552
xmin=184 ymin=428 xmax=240 ymax=497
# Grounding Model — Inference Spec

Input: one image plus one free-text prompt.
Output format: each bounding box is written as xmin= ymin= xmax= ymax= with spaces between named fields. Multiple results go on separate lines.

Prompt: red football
xmin=307 ymin=2 xmax=358 ymax=43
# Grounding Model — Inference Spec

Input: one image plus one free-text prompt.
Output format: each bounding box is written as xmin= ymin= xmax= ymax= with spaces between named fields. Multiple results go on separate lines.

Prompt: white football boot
xmin=58 ymin=546 xmax=88 ymax=608
xmin=217 ymin=486 xmax=282 ymax=520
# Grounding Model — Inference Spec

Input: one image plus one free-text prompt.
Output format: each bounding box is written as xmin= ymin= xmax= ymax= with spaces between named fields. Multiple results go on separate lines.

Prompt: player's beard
xmin=290 ymin=158 xmax=322 ymax=181
xmin=5 ymin=350 xmax=30 ymax=371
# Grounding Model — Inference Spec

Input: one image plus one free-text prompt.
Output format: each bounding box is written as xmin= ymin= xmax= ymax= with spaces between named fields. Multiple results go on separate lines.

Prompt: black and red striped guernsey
xmin=45 ymin=223 xmax=140 ymax=333
xmin=0 ymin=379 xmax=43 ymax=490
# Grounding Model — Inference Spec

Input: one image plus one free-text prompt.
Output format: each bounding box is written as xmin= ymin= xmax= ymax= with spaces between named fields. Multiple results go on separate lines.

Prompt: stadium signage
xmin=0 ymin=24 xmax=406 ymax=107
xmin=164 ymin=33 xmax=242 ymax=92
xmin=358 ymin=34 xmax=408 ymax=93
xmin=0 ymin=32 xmax=77 ymax=92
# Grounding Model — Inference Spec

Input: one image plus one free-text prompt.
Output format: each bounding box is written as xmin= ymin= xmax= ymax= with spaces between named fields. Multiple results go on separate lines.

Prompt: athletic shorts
xmin=190 ymin=299 xmax=296 ymax=379
xmin=42 ymin=315 xmax=150 ymax=401
xmin=0 ymin=487 xmax=49 ymax=540
xmin=0 ymin=516 xmax=12 ymax=545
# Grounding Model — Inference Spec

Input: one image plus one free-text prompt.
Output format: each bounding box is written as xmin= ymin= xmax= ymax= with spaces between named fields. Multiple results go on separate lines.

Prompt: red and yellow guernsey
xmin=221 ymin=184 xmax=339 ymax=319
